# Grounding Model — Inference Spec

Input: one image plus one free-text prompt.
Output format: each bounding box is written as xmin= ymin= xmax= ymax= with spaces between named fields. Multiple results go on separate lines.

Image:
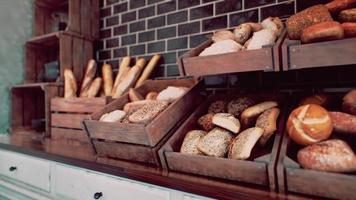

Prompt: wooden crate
xmin=276 ymin=90 xmax=356 ymax=200
xmin=25 ymin=32 xmax=93 ymax=83
xmin=11 ymin=83 xmax=60 ymax=138
xmin=178 ymin=30 xmax=287 ymax=77
xmin=159 ymin=93 xmax=285 ymax=190
xmin=83 ymin=78 xmax=204 ymax=166
xmin=282 ymin=37 xmax=356 ymax=71
xmin=50 ymin=97 xmax=111 ymax=143
xmin=34 ymin=0 xmax=99 ymax=40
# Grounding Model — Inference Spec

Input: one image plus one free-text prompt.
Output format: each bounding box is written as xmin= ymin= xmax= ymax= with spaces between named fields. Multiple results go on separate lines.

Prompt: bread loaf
xmin=339 ymin=8 xmax=356 ymax=22
xmin=228 ymin=127 xmax=263 ymax=160
xmin=123 ymin=100 xmax=155 ymax=114
xmin=113 ymin=65 xmax=142 ymax=98
xmin=287 ymin=104 xmax=333 ymax=146
xmin=128 ymin=88 xmax=144 ymax=102
xmin=102 ymin=64 xmax=113 ymax=96
xmin=64 ymin=69 xmax=77 ymax=98
xmin=180 ymin=130 xmax=206 ymax=155
xmin=145 ymin=91 xmax=158 ymax=100
xmin=286 ymin=5 xmax=333 ymax=40
xmin=112 ymin=56 xmax=131 ymax=96
xmin=156 ymin=86 xmax=188 ymax=103
xmin=227 ymin=97 xmax=255 ymax=118
xmin=325 ymin=0 xmax=356 ymax=14
xmin=128 ymin=101 xmax=169 ymax=124
xmin=301 ymin=21 xmax=344 ymax=44
xmin=261 ymin=17 xmax=284 ymax=36
xmin=342 ymin=22 xmax=356 ymax=37
xmin=212 ymin=113 xmax=241 ymax=134
xmin=80 ymin=59 xmax=97 ymax=97
xmin=135 ymin=55 xmax=160 ymax=88
xmin=246 ymin=22 xmax=263 ymax=32
xmin=100 ymin=110 xmax=126 ymax=122
xmin=297 ymin=139 xmax=356 ymax=172
xmin=241 ymin=101 xmax=278 ymax=128
xmin=198 ymin=113 xmax=215 ymax=131
xmin=199 ymin=39 xmax=242 ymax=56
xmin=208 ymin=100 xmax=226 ymax=114
xmin=212 ymin=30 xmax=235 ymax=42
xmin=342 ymin=89 xmax=356 ymax=115
xmin=247 ymin=29 xmax=277 ymax=50
xmin=256 ymin=108 xmax=280 ymax=146
xmin=87 ymin=77 xmax=102 ymax=98
xmin=197 ymin=127 xmax=233 ymax=157
xmin=329 ymin=112 xmax=356 ymax=135
xmin=233 ymin=24 xmax=252 ymax=44
xmin=299 ymin=94 xmax=331 ymax=107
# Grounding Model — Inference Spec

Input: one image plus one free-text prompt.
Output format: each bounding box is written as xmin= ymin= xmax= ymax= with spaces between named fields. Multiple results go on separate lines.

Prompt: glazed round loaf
xmin=342 ymin=22 xmax=356 ymax=37
xmin=301 ymin=21 xmax=344 ymax=44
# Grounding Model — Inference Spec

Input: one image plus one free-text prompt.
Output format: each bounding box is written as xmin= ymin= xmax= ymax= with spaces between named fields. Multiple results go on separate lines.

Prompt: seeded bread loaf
xmin=197 ymin=127 xmax=233 ymax=157
xmin=197 ymin=113 xmax=215 ymax=131
xmin=241 ymin=101 xmax=278 ymax=128
xmin=227 ymin=97 xmax=255 ymax=118
xmin=128 ymin=101 xmax=169 ymax=124
xmin=233 ymin=24 xmax=252 ymax=45
xmin=228 ymin=127 xmax=263 ymax=160
xmin=208 ymin=100 xmax=226 ymax=114
xmin=123 ymin=100 xmax=155 ymax=113
xmin=180 ymin=130 xmax=206 ymax=155
xmin=256 ymin=107 xmax=280 ymax=146
xmin=212 ymin=113 xmax=241 ymax=134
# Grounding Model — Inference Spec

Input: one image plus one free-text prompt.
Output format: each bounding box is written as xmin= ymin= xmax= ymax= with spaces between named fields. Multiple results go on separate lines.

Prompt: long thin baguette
xmin=113 ymin=65 xmax=143 ymax=98
xmin=111 ymin=67 xmax=130 ymax=96
xmin=135 ymin=58 xmax=147 ymax=70
xmin=87 ymin=77 xmax=102 ymax=98
xmin=113 ymin=56 xmax=131 ymax=89
xmin=135 ymin=55 xmax=161 ymax=88
xmin=102 ymin=64 xmax=113 ymax=96
xmin=64 ymin=69 xmax=77 ymax=98
xmin=80 ymin=59 xmax=97 ymax=97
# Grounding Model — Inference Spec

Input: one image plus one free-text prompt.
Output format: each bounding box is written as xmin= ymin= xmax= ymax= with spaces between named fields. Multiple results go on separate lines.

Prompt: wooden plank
xmin=51 ymin=97 xmax=108 ymax=113
xmin=43 ymin=8 xmax=53 ymax=34
xmin=91 ymin=0 xmax=100 ymax=39
xmin=44 ymin=85 xmax=59 ymax=137
xmin=51 ymin=113 xmax=90 ymax=129
xmin=81 ymin=0 xmax=91 ymax=39
xmin=23 ymin=90 xmax=37 ymax=127
xmin=68 ymin=0 xmax=81 ymax=34
xmin=11 ymin=89 xmax=24 ymax=128
xmin=59 ymin=33 xmax=72 ymax=81
xmin=35 ymin=47 xmax=46 ymax=82
xmin=90 ymin=94 xmax=130 ymax=120
xmin=34 ymin=3 xmax=45 ymax=36
xmin=72 ymin=37 xmax=84 ymax=82
xmin=51 ymin=127 xmax=90 ymax=143
xmin=25 ymin=44 xmax=37 ymax=83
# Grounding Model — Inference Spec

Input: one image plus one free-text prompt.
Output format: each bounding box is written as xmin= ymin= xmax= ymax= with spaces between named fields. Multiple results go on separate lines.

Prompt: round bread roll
xmin=261 ymin=17 xmax=284 ymax=36
xmin=208 ymin=100 xmax=226 ymax=114
xmin=180 ymin=130 xmax=206 ymax=155
xmin=145 ymin=91 xmax=158 ymax=100
xmin=233 ymin=23 xmax=252 ymax=44
xmin=197 ymin=113 xmax=215 ymax=131
xmin=287 ymin=104 xmax=333 ymax=146
xmin=156 ymin=86 xmax=188 ymax=103
xmin=247 ymin=29 xmax=277 ymax=50
xmin=212 ymin=30 xmax=235 ymax=42
xmin=339 ymin=8 xmax=356 ymax=22
xmin=227 ymin=97 xmax=255 ymax=118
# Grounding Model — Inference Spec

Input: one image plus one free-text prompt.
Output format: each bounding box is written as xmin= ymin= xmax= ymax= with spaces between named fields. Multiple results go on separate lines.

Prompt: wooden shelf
xmin=36 ymin=0 xmax=68 ymax=8
xmin=27 ymin=32 xmax=61 ymax=45
xmin=12 ymin=82 xmax=61 ymax=89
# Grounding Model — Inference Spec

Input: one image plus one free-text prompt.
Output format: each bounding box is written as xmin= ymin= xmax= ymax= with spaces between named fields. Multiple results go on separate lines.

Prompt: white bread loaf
xmin=199 ymin=39 xmax=242 ymax=56
xmin=156 ymin=86 xmax=188 ymax=103
xmin=180 ymin=130 xmax=206 ymax=155
xmin=100 ymin=110 xmax=126 ymax=122
xmin=228 ymin=127 xmax=263 ymax=160
xmin=241 ymin=101 xmax=278 ymax=128
xmin=211 ymin=30 xmax=235 ymax=42
xmin=80 ymin=59 xmax=97 ymax=97
xmin=261 ymin=17 xmax=284 ymax=36
xmin=247 ymin=29 xmax=277 ymax=50
xmin=212 ymin=113 xmax=241 ymax=134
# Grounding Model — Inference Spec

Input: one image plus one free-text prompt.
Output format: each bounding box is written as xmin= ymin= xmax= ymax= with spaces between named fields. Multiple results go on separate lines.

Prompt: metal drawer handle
xmin=9 ymin=166 xmax=17 ymax=172
xmin=94 ymin=192 xmax=102 ymax=199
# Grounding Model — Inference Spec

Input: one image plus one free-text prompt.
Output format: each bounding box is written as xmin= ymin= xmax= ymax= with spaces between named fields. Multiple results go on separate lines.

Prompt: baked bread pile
xmin=286 ymin=1 xmax=356 ymax=44
xmin=99 ymin=86 xmax=188 ymax=125
xmin=199 ymin=16 xmax=283 ymax=56
xmin=286 ymin=90 xmax=356 ymax=172
xmin=180 ymin=96 xmax=280 ymax=160
xmin=64 ymin=55 xmax=161 ymax=99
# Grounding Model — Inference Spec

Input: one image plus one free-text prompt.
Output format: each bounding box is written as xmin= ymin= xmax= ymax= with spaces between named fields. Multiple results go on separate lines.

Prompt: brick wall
xmin=98 ymin=0 xmax=297 ymax=77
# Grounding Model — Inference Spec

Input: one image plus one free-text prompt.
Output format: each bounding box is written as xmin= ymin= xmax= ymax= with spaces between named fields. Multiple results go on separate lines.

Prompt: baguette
xmin=113 ymin=56 xmax=130 ymax=90
xmin=301 ymin=21 xmax=344 ymax=44
xmin=135 ymin=55 xmax=161 ymax=88
xmin=256 ymin=108 xmax=280 ymax=146
xmin=112 ymin=65 xmax=142 ymax=98
xmin=339 ymin=8 xmax=356 ymax=22
xmin=180 ymin=130 xmax=206 ymax=155
xmin=241 ymin=101 xmax=278 ymax=128
xmin=128 ymin=88 xmax=144 ymax=102
xmin=64 ymin=69 xmax=77 ymax=98
xmin=325 ymin=0 xmax=356 ymax=14
xmin=212 ymin=113 xmax=241 ymax=134
xmin=145 ymin=91 xmax=158 ymax=100
xmin=123 ymin=100 xmax=155 ymax=114
xmin=197 ymin=127 xmax=233 ymax=157
xmin=102 ymin=64 xmax=113 ymax=96
xmin=228 ymin=127 xmax=263 ymax=160
xmin=87 ymin=77 xmax=102 ymax=98
xmin=80 ymin=59 xmax=97 ymax=97
xmin=128 ymin=101 xmax=169 ymax=124
xmin=329 ymin=112 xmax=356 ymax=135
xmin=135 ymin=58 xmax=147 ymax=70
xmin=342 ymin=22 xmax=356 ymax=37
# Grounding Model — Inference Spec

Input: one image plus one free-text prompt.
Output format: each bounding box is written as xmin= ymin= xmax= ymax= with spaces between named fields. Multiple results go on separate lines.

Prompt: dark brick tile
xmin=130 ymin=0 xmax=145 ymax=9
xmin=157 ymin=26 xmax=176 ymax=39
xmin=100 ymin=0 xmax=104 ymax=8
xmin=99 ymin=50 xmax=111 ymax=60
xmin=113 ymin=47 xmax=128 ymax=58
xmin=121 ymin=11 xmax=136 ymax=23
xmin=245 ymin=0 xmax=275 ymax=9
xmin=167 ymin=10 xmax=188 ymax=25
xmin=148 ymin=16 xmax=165 ymax=29
xmin=106 ymin=15 xmax=119 ymax=27
xmin=178 ymin=49 xmax=188 ymax=57
xmin=100 ymin=19 xmax=104 ymax=28
xmin=168 ymin=37 xmax=188 ymax=50
xmin=148 ymin=0 xmax=165 ymax=4
xmin=148 ymin=41 xmax=166 ymax=53
xmin=138 ymin=5 xmax=155 ymax=18
xmin=161 ymin=52 xmax=177 ymax=64
xmin=178 ymin=21 xmax=200 ymax=36
xmin=296 ymin=0 xmax=329 ymax=12
xmin=139 ymin=30 xmax=155 ymax=43
xmin=129 ymin=20 xmax=145 ymax=33
xmin=107 ymin=60 xmax=119 ymax=67
xmin=157 ymin=0 xmax=176 ymax=14
xmin=130 ymin=44 xmax=146 ymax=56
xmin=190 ymin=33 xmax=210 ymax=48
xmin=113 ymin=2 xmax=127 ymax=14
xmin=151 ymin=66 xmax=166 ymax=78
xmin=216 ymin=0 xmax=242 ymax=15
xmin=106 ymin=0 xmax=119 ymax=6
xmin=202 ymin=15 xmax=227 ymax=31
xmin=113 ymin=24 xmax=127 ymax=35
xmin=260 ymin=1 xmax=295 ymax=19
xmin=100 ymin=7 xmax=111 ymax=18
xmin=167 ymin=64 xmax=180 ymax=76
xmin=100 ymin=29 xmax=111 ymax=38
xmin=229 ymin=9 xmax=258 ymax=27
xmin=202 ymin=0 xmax=219 ymax=3
xmin=106 ymin=38 xmax=119 ymax=48
xmin=178 ymin=0 xmax=200 ymax=9
xmin=190 ymin=4 xmax=214 ymax=20
xmin=98 ymin=40 xmax=104 ymax=49
xmin=121 ymin=34 xmax=136 ymax=46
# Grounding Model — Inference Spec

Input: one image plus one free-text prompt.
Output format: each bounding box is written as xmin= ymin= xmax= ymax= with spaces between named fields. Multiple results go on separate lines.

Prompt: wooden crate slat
xmin=23 ymin=91 xmax=37 ymax=127
xmin=51 ymin=113 xmax=89 ymax=129
xmin=81 ymin=0 xmax=91 ymax=39
xmin=51 ymin=127 xmax=90 ymax=143
xmin=45 ymin=85 xmax=60 ymax=137
xmin=25 ymin=44 xmax=37 ymax=83
xmin=34 ymin=3 xmax=45 ymax=36
xmin=91 ymin=0 xmax=100 ymax=39
xmin=11 ymin=89 xmax=24 ymax=128
xmin=68 ymin=0 xmax=81 ymax=34
xmin=59 ymin=33 xmax=73 ymax=80
xmin=51 ymin=97 xmax=108 ymax=113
